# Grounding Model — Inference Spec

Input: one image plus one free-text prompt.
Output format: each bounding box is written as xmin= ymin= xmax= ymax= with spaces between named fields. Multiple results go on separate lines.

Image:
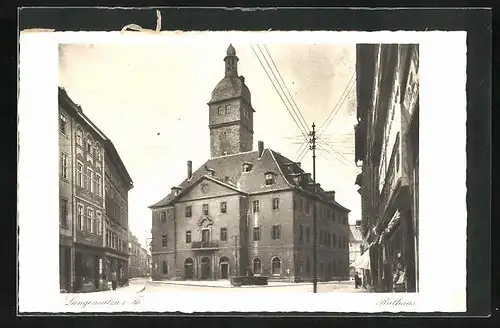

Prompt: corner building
xmin=150 ymin=45 xmax=351 ymax=282
xmin=59 ymin=87 xmax=133 ymax=292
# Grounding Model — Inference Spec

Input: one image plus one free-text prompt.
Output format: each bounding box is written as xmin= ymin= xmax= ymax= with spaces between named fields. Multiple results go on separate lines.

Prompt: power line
xmin=317 ymin=142 xmax=354 ymax=169
xmin=317 ymin=71 xmax=356 ymax=136
xmin=262 ymin=45 xmax=309 ymax=133
xmin=250 ymin=45 xmax=309 ymax=140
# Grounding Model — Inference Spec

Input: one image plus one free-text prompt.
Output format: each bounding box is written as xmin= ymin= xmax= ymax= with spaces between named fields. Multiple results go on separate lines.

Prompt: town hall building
xmin=149 ymin=45 xmax=351 ymax=282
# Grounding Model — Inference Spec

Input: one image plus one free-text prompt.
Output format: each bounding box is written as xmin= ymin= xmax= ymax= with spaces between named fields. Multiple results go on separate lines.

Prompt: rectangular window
xmin=185 ymin=205 xmax=192 ymax=218
xmin=271 ymin=225 xmax=281 ymax=240
xmin=186 ymin=231 xmax=192 ymax=244
xmin=252 ymin=200 xmax=260 ymax=213
xmin=60 ymin=198 xmax=68 ymax=228
xmin=333 ymin=234 xmax=336 ymax=247
xmin=76 ymin=129 xmax=83 ymax=146
xmin=161 ymin=234 xmax=167 ymax=248
xmin=201 ymin=229 xmax=210 ymax=243
xmin=218 ymin=106 xmax=224 ymax=115
xmin=87 ymin=140 xmax=93 ymax=154
xmin=96 ymin=212 xmax=103 ymax=235
xmin=299 ymin=224 xmax=303 ymax=242
xmin=60 ymin=113 xmax=67 ymax=135
xmin=87 ymin=168 xmax=93 ymax=192
xmin=225 ymin=104 xmax=231 ymax=114
xmin=87 ymin=208 xmax=93 ymax=233
xmin=202 ymin=204 xmax=209 ymax=216
xmin=272 ymin=198 xmax=280 ymax=210
xmin=96 ymin=174 xmax=102 ymax=197
xmin=60 ymin=153 xmax=68 ymax=180
xmin=160 ymin=211 xmax=167 ymax=223
xmin=76 ymin=162 xmax=83 ymax=187
xmin=306 ymin=226 xmax=310 ymax=243
xmin=253 ymin=227 xmax=261 ymax=241
xmin=299 ymin=198 xmax=303 ymax=212
xmin=220 ymin=227 xmax=228 ymax=242
xmin=305 ymin=200 xmax=311 ymax=214
xmin=220 ymin=202 xmax=227 ymax=214
xmin=77 ymin=204 xmax=84 ymax=230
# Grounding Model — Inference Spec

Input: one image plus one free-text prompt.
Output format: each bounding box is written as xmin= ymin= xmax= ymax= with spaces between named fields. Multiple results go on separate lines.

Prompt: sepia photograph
xmin=57 ymin=41 xmax=419 ymax=295
xmin=18 ymin=29 xmax=467 ymax=313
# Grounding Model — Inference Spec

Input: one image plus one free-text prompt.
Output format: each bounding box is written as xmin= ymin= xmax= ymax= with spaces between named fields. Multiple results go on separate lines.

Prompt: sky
xmin=59 ymin=41 xmax=360 ymax=248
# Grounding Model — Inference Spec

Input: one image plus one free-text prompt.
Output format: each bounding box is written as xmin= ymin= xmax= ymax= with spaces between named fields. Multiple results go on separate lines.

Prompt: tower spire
xmin=224 ymin=44 xmax=239 ymax=77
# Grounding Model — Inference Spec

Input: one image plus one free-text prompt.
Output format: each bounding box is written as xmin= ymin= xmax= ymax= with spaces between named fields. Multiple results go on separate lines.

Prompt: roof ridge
xmin=267 ymin=148 xmax=295 ymax=188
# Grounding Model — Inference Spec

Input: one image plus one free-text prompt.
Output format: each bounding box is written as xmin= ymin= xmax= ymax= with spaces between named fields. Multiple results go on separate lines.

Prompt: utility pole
xmin=309 ymin=123 xmax=318 ymax=293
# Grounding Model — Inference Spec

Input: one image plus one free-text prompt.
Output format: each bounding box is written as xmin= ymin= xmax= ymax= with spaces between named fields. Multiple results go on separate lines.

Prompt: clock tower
xmin=207 ymin=44 xmax=255 ymax=158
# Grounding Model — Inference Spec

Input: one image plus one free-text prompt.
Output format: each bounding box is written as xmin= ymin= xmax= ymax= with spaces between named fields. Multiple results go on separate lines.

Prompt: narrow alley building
xmin=354 ymin=44 xmax=419 ymax=292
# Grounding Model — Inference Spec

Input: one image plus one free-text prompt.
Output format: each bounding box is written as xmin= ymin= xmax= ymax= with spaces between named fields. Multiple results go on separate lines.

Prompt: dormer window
xmin=243 ymin=163 xmax=253 ymax=172
xmin=265 ymin=173 xmax=275 ymax=186
xmin=171 ymin=187 xmax=181 ymax=196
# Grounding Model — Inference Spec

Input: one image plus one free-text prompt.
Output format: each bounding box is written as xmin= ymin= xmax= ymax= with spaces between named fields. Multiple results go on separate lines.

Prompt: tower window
xmin=225 ymin=105 xmax=231 ymax=114
xmin=218 ymin=106 xmax=224 ymax=115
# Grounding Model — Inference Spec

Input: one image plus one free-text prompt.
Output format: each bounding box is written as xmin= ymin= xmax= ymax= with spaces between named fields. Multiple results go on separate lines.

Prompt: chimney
xmin=326 ymin=190 xmax=336 ymax=200
xmin=258 ymin=141 xmax=264 ymax=158
xmin=187 ymin=160 xmax=193 ymax=180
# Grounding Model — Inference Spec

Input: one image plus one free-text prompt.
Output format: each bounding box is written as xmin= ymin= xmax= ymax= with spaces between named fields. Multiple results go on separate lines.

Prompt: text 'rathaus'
xmin=149 ymin=45 xmax=351 ymax=282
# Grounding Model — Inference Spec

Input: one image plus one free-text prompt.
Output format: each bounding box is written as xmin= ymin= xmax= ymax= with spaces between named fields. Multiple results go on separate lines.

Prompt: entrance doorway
xmin=200 ymin=257 xmax=211 ymax=280
xmin=185 ymin=258 xmax=194 ymax=280
xmin=220 ymin=257 xmax=229 ymax=279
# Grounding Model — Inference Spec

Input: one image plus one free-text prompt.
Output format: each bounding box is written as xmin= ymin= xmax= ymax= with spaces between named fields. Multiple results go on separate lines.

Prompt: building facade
xmin=149 ymin=45 xmax=351 ymax=282
xmin=129 ymin=233 xmax=151 ymax=278
xmin=59 ymin=87 xmax=133 ymax=292
xmin=354 ymin=44 xmax=419 ymax=292
xmin=348 ymin=221 xmax=363 ymax=277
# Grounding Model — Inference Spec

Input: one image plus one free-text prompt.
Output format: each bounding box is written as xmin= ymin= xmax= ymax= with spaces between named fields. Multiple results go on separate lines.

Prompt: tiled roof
xmin=149 ymin=147 xmax=351 ymax=212
xmin=208 ymin=75 xmax=251 ymax=105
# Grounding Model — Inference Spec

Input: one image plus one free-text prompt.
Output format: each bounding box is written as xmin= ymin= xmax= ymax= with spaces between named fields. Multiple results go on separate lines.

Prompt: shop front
xmin=104 ymin=251 xmax=129 ymax=288
xmin=74 ymin=244 xmax=105 ymax=292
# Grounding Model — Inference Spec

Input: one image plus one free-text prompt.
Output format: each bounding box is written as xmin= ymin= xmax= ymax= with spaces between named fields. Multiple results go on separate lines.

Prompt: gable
xmin=176 ymin=177 xmax=241 ymax=203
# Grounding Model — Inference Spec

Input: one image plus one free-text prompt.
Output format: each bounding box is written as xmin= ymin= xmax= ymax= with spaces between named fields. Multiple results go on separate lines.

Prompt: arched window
xmin=76 ymin=127 xmax=83 ymax=147
xmin=252 ymin=258 xmax=262 ymax=274
xmin=162 ymin=261 xmax=168 ymax=274
xmin=271 ymin=257 xmax=281 ymax=275
xmin=86 ymin=135 xmax=93 ymax=154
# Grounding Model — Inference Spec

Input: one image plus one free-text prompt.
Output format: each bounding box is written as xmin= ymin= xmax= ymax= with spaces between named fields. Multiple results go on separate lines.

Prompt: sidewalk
xmin=147 ymin=279 xmax=354 ymax=288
